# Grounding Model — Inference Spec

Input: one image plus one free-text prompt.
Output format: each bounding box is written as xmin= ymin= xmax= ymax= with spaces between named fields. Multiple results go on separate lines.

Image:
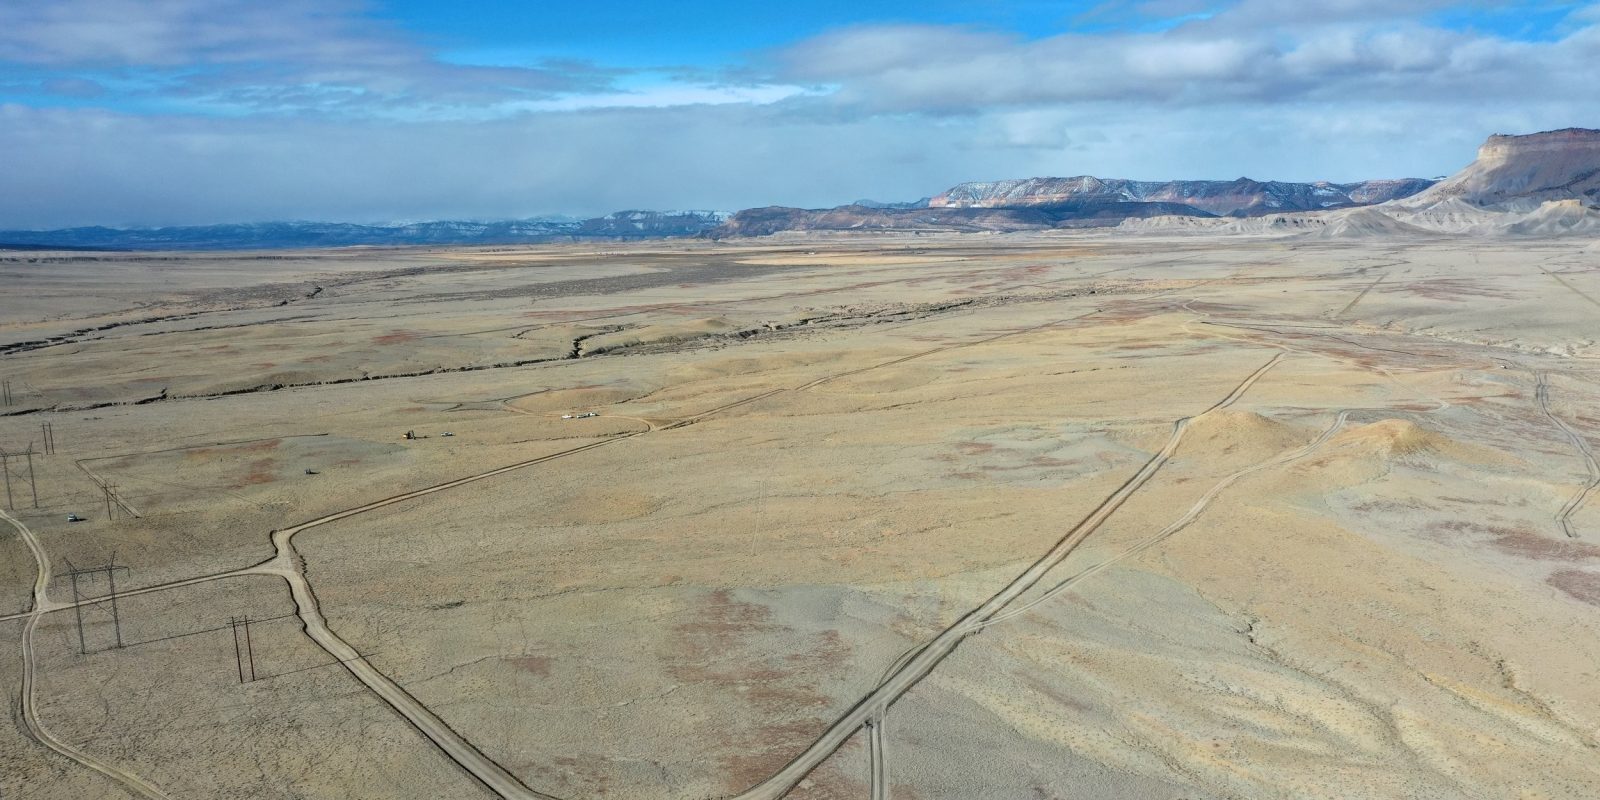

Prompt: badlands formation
xmin=1125 ymin=129 xmax=1600 ymax=238
xmin=2 ymin=130 xmax=1600 ymax=800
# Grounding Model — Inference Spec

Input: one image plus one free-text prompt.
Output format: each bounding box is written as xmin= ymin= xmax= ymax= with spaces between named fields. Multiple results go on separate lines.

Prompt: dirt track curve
xmin=4 ymin=507 xmax=172 ymax=800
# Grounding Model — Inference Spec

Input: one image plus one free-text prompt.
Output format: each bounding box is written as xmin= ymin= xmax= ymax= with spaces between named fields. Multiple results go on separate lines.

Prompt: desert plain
xmin=3 ymin=232 xmax=1600 ymax=799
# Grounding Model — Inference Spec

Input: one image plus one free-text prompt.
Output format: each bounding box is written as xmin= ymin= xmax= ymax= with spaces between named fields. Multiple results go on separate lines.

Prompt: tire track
xmin=1333 ymin=272 xmax=1388 ymax=319
xmin=1536 ymin=370 xmax=1600 ymax=539
xmin=726 ymin=352 xmax=1285 ymax=800
xmin=198 ymin=306 xmax=1150 ymax=799
xmin=10 ymin=287 xmax=1210 ymax=797
xmin=1540 ymin=266 xmax=1600 ymax=314
xmin=867 ymin=712 xmax=887 ymax=800
xmin=979 ymin=409 xmax=1351 ymax=628
xmin=2 ymin=311 xmax=1081 ymax=795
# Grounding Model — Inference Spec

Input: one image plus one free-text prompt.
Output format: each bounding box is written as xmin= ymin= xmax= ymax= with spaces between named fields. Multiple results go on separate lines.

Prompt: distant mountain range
xmin=706 ymin=201 xmax=1212 ymax=237
xmin=7 ymin=130 xmax=1596 ymax=248
xmin=1119 ymin=128 xmax=1600 ymax=238
xmin=0 ymin=210 xmax=730 ymax=251
xmin=850 ymin=198 xmax=933 ymax=209
xmin=702 ymin=175 xmax=1437 ymax=238
xmin=929 ymin=177 xmax=1436 ymax=216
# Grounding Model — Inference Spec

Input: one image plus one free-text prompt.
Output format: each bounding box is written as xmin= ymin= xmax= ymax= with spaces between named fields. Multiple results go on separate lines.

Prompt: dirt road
xmin=726 ymin=352 xmax=1285 ymax=800
xmin=3 ymin=506 xmax=171 ymax=800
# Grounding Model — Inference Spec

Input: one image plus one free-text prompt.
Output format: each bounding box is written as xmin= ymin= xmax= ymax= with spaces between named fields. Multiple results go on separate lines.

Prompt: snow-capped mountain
xmin=929 ymin=176 xmax=1435 ymax=217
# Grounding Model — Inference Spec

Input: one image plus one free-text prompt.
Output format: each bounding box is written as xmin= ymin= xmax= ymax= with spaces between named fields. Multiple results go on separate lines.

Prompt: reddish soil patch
xmin=1003 ymin=264 xmax=1053 ymax=280
xmin=1081 ymin=305 xmax=1154 ymax=324
xmin=234 ymin=457 xmax=278 ymax=488
xmin=372 ymin=330 xmax=421 ymax=345
xmin=1349 ymin=498 xmax=1440 ymax=515
xmin=542 ymin=756 xmax=613 ymax=797
xmin=1426 ymin=519 xmax=1600 ymax=562
xmin=1018 ymin=673 xmax=1096 ymax=714
xmin=981 ymin=455 xmax=1084 ymax=474
xmin=509 ymin=655 xmax=551 ymax=677
xmin=781 ymin=749 xmax=872 ymax=800
xmin=956 ymin=442 xmax=997 ymax=455
xmin=670 ymin=590 xmax=775 ymax=663
xmin=1548 ymin=569 xmax=1600 ymax=605
xmin=186 ymin=438 xmax=283 ymax=460
xmin=665 ymin=590 xmax=850 ymax=793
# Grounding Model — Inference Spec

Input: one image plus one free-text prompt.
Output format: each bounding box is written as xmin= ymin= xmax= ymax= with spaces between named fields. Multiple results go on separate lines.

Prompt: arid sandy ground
xmin=3 ymin=233 xmax=1600 ymax=799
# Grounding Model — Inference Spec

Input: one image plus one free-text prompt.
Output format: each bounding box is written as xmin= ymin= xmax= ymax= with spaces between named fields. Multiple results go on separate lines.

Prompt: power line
xmin=60 ymin=557 xmax=130 ymax=654
xmin=0 ymin=446 xmax=39 ymax=510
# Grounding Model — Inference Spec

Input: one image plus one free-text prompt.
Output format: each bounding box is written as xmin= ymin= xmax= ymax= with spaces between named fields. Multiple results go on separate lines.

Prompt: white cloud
xmin=512 ymin=83 xmax=815 ymax=114
xmin=1 ymin=1 xmax=1597 ymax=226
xmin=8 ymin=89 xmax=1593 ymax=229
xmin=0 ymin=0 xmax=386 ymax=66
xmin=0 ymin=0 xmax=615 ymax=112
xmin=770 ymin=4 xmax=1600 ymax=112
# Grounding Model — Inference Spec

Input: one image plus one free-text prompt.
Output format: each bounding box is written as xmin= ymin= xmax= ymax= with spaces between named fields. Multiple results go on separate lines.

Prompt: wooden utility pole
xmin=230 ymin=616 xmax=258 ymax=683
xmin=230 ymin=617 xmax=245 ymax=683
xmin=24 ymin=448 xmax=36 ymax=509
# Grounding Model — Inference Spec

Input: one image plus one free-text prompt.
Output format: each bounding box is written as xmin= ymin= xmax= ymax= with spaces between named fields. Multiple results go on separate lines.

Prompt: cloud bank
xmin=2 ymin=0 xmax=1597 ymax=227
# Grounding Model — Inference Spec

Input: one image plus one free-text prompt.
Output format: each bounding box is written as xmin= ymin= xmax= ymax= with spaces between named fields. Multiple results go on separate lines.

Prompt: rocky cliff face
xmin=1122 ymin=129 xmax=1600 ymax=239
xmin=930 ymin=176 xmax=1434 ymax=217
xmin=1399 ymin=128 xmax=1600 ymax=209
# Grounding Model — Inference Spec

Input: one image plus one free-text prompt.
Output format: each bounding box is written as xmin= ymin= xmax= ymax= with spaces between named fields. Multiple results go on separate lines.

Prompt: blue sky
xmin=1 ymin=1 xmax=1597 ymax=227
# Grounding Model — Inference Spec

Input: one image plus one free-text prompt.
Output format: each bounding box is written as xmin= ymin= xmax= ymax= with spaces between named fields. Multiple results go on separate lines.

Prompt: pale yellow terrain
xmin=2 ymin=234 xmax=1599 ymax=799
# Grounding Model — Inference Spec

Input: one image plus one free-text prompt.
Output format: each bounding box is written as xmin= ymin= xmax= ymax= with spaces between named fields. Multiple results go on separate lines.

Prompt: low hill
xmin=705 ymin=201 xmax=1212 ymax=238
